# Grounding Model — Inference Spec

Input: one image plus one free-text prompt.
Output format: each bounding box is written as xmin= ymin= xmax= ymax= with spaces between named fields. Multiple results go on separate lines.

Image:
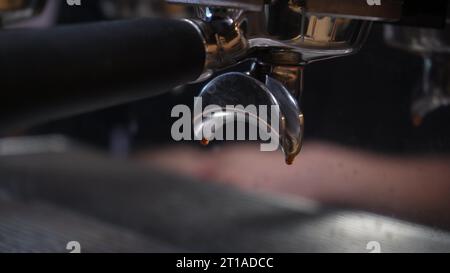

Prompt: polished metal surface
xmin=193 ymin=72 xmax=279 ymax=145
xmin=265 ymin=76 xmax=303 ymax=164
xmin=269 ymin=65 xmax=304 ymax=98
xmin=166 ymin=0 xmax=263 ymax=11
xmin=193 ymin=72 xmax=303 ymax=164
xmin=245 ymin=2 xmax=372 ymax=64
xmin=186 ymin=16 xmax=248 ymax=73
xmin=189 ymin=1 xmax=374 ymax=67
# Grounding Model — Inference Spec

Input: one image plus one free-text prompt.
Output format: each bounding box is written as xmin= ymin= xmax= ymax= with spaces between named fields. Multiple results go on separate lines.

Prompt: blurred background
xmin=0 ymin=0 xmax=450 ymax=253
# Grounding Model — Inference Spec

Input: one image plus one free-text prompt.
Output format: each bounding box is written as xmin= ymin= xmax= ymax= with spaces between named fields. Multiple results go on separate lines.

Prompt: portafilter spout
xmin=193 ymin=72 xmax=303 ymax=165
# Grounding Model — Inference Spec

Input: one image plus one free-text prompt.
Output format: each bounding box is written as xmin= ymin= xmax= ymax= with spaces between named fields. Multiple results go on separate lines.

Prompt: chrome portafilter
xmin=193 ymin=72 xmax=303 ymax=165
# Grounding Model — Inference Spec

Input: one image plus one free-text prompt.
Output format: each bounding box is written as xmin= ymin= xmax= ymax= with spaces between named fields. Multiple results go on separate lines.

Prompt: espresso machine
xmin=1 ymin=0 xmax=450 ymax=254
xmin=0 ymin=0 xmax=447 ymax=164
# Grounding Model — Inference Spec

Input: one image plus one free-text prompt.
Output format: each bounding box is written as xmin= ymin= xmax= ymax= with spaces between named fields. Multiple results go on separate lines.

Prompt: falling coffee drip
xmin=200 ymin=138 xmax=210 ymax=146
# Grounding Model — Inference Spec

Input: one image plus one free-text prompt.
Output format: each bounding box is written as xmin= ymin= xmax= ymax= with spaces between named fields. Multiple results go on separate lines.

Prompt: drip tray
xmin=0 ymin=136 xmax=450 ymax=253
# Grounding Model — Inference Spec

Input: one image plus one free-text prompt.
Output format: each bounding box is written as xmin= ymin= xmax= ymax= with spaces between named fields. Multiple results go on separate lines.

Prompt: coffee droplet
xmin=412 ymin=115 xmax=423 ymax=127
xmin=285 ymin=155 xmax=295 ymax=165
xmin=200 ymin=138 xmax=210 ymax=146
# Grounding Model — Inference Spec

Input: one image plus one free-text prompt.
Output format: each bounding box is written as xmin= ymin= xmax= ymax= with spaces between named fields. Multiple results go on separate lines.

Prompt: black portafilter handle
xmin=0 ymin=18 xmax=206 ymax=135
